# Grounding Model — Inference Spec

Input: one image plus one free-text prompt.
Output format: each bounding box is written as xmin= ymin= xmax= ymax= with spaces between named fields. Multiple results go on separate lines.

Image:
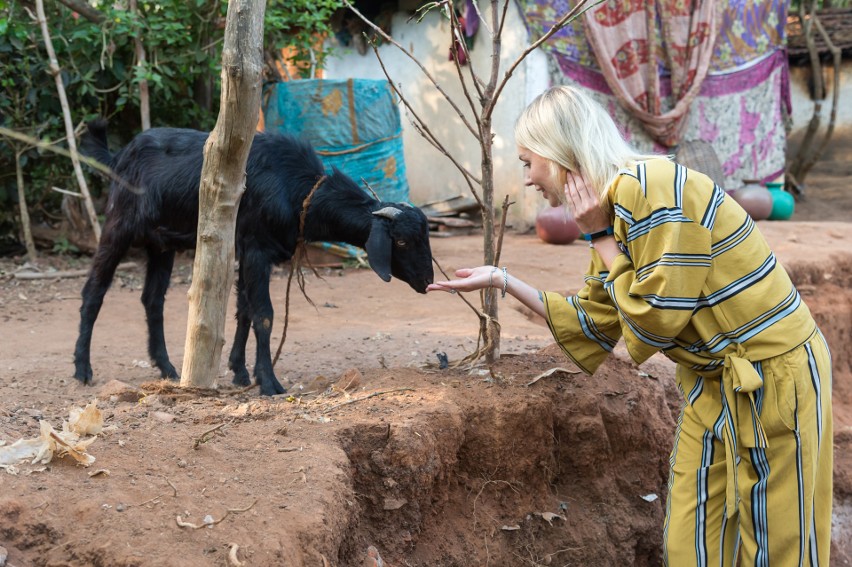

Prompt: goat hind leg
xmin=74 ymin=229 xmax=132 ymax=384
xmin=142 ymin=247 xmax=178 ymax=379
xmin=228 ymin=273 xmax=252 ymax=387
xmin=243 ymin=255 xmax=286 ymax=396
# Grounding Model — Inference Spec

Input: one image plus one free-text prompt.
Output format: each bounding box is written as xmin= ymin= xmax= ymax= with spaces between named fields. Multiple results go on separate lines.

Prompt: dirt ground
xmin=1 ymin=156 xmax=851 ymax=566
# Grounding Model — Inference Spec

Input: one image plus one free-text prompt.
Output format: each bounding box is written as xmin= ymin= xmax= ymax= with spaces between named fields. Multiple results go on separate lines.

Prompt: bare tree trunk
xmin=344 ymin=0 xmax=589 ymax=367
xmin=790 ymin=9 xmax=842 ymax=187
xmin=180 ymin=0 xmax=266 ymax=389
xmin=35 ymin=0 xmax=102 ymax=242
xmin=130 ymin=0 xmax=151 ymax=131
xmin=787 ymin=2 xmax=841 ymax=193
xmin=479 ymin=114 xmax=499 ymax=364
xmin=15 ymin=151 xmax=38 ymax=261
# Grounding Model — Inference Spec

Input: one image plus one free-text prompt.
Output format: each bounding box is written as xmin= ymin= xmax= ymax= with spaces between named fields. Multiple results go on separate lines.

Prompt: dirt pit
xmin=1 ymin=190 xmax=851 ymax=565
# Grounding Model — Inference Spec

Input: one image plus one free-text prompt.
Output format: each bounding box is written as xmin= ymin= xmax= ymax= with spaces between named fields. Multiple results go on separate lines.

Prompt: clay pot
xmin=731 ymin=184 xmax=773 ymax=221
xmin=535 ymin=206 xmax=581 ymax=245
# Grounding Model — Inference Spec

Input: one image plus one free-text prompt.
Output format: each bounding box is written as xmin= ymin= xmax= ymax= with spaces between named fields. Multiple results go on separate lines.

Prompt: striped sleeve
xmin=605 ymin=162 xmax=713 ymax=365
xmin=542 ymin=255 xmax=622 ymax=374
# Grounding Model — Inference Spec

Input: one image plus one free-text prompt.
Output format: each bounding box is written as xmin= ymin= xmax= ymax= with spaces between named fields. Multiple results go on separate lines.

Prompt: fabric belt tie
xmin=721 ymin=349 xmax=768 ymax=514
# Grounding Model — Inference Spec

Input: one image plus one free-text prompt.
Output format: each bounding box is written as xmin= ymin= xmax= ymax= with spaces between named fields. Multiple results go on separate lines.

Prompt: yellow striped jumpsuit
xmin=541 ymin=159 xmax=833 ymax=566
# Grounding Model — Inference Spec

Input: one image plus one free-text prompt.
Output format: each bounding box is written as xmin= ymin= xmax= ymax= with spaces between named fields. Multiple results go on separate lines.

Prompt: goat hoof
xmin=259 ymin=380 xmax=287 ymax=397
xmin=73 ymin=366 xmax=93 ymax=385
xmin=158 ymin=363 xmax=179 ymax=381
xmin=231 ymin=371 xmax=251 ymax=387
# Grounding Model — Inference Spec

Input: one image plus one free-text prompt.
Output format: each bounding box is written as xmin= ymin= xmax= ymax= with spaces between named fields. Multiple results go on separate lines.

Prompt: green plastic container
xmin=768 ymin=186 xmax=795 ymax=220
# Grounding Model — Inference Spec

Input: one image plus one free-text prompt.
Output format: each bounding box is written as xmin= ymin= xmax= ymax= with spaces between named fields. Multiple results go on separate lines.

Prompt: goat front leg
xmin=228 ymin=271 xmax=252 ymax=387
xmin=142 ymin=247 xmax=178 ymax=379
xmin=74 ymin=228 xmax=133 ymax=384
xmin=243 ymin=253 xmax=286 ymax=396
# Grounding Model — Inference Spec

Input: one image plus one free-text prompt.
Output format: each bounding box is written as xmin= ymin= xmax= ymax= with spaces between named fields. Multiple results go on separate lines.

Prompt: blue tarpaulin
xmin=262 ymin=78 xmax=410 ymax=204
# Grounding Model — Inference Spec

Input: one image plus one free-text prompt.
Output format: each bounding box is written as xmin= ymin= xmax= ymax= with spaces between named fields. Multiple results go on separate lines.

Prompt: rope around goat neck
xmin=272 ymin=175 xmax=327 ymax=369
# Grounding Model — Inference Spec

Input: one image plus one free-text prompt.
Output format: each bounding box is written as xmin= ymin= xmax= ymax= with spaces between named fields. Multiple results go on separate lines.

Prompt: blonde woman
xmin=428 ymin=85 xmax=833 ymax=566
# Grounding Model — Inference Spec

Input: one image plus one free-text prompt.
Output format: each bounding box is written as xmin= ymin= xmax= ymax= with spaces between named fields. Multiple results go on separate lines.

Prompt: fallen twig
xmin=228 ymin=543 xmax=245 ymax=567
xmin=175 ymin=499 xmax=258 ymax=529
xmin=322 ymin=388 xmax=414 ymax=414
xmin=525 ymin=367 xmax=581 ymax=387
xmin=130 ymin=493 xmax=167 ymax=508
xmin=287 ymin=466 xmax=307 ymax=486
xmin=192 ymin=422 xmax=228 ymax=449
xmin=14 ymin=262 xmax=137 ymax=280
xmin=230 ymin=382 xmax=259 ymax=396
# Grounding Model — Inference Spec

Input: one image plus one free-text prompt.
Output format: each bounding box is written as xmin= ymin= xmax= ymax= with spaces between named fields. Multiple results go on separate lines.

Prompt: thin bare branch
xmin=496 ymin=0 xmax=511 ymax=40
xmin=366 ymin=41 xmax=485 ymax=208
xmin=55 ymin=0 xmax=104 ymax=23
xmin=470 ymin=0 xmax=493 ymax=36
xmin=0 ymin=126 xmax=142 ymax=195
xmin=407 ymin=118 xmax=483 ymax=202
xmin=493 ymin=194 xmax=513 ymax=267
xmin=799 ymin=14 xmax=842 ymax=180
xmin=343 ymin=0 xmax=481 ymax=140
xmin=129 ymin=0 xmax=150 ymax=130
xmin=486 ymin=0 xmax=600 ymax=119
xmin=446 ymin=5 xmax=482 ymax=121
xmin=788 ymin=0 xmax=824 ymax=184
xmin=35 ymin=0 xmax=101 ymax=241
xmin=445 ymin=1 xmax=486 ymax=99
xmin=485 ymin=0 xmax=503 ymax=99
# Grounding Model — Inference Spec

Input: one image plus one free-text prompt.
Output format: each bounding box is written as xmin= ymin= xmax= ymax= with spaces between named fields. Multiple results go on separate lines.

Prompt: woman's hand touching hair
xmin=564 ymin=171 xmax=611 ymax=235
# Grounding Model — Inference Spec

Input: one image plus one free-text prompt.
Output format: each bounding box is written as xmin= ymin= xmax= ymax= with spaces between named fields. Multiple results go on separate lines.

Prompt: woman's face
xmin=518 ymin=146 xmax=565 ymax=207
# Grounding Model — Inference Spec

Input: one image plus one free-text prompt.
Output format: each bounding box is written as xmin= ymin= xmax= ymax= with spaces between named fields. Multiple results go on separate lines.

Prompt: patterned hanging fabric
xmin=582 ymin=0 xmax=720 ymax=148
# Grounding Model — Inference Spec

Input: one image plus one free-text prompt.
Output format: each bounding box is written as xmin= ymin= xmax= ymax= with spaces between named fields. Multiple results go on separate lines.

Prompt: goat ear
xmin=366 ymin=217 xmax=392 ymax=282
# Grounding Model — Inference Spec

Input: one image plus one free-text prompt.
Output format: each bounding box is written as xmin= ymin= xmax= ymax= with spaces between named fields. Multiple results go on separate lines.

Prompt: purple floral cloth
xmin=518 ymin=0 xmax=790 ymax=188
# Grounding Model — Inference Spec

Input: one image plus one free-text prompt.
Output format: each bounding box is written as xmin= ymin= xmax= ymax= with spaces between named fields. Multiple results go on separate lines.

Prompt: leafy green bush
xmin=0 ymin=0 xmax=343 ymax=256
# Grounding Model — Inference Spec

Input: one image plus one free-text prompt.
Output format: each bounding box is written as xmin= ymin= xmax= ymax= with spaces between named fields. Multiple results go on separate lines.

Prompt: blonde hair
xmin=514 ymin=85 xmax=664 ymax=200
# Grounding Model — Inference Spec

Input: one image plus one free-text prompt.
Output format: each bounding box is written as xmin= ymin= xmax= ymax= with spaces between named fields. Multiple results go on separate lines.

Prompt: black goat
xmin=74 ymin=120 xmax=433 ymax=396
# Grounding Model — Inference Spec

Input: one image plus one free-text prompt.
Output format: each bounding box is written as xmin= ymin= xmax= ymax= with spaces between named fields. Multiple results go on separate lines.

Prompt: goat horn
xmin=372 ymin=206 xmax=402 ymax=219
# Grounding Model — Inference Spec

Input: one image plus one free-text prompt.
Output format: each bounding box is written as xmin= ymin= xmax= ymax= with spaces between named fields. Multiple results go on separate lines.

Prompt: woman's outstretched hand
xmin=426 ymin=266 xmax=498 ymax=294
xmin=428 ymin=265 xmax=548 ymax=319
xmin=564 ymin=171 xmax=610 ymax=234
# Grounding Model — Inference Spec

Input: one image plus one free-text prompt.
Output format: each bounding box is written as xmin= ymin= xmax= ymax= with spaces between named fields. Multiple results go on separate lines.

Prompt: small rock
xmin=364 ymin=545 xmax=384 ymax=567
xmin=98 ymin=379 xmax=142 ymax=403
xmin=303 ymin=374 xmax=333 ymax=393
xmin=335 ymin=368 xmax=362 ymax=391
xmin=23 ymin=408 xmax=43 ymax=420
xmin=382 ymin=498 xmax=407 ymax=511
xmin=116 ymin=503 xmax=126 ymax=512
xmin=151 ymin=411 xmax=175 ymax=423
xmin=229 ymin=403 xmax=250 ymax=417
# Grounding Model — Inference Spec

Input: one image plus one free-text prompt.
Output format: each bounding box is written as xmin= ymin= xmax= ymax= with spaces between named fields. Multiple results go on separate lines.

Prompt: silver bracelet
xmin=501 ymin=267 xmax=508 ymax=298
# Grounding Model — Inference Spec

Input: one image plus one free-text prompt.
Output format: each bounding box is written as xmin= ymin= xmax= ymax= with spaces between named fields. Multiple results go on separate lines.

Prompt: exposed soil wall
xmin=0 ymin=226 xmax=850 ymax=566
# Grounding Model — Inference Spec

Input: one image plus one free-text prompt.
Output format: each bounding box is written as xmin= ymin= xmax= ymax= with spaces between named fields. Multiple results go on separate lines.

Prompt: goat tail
xmin=81 ymin=118 xmax=114 ymax=166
